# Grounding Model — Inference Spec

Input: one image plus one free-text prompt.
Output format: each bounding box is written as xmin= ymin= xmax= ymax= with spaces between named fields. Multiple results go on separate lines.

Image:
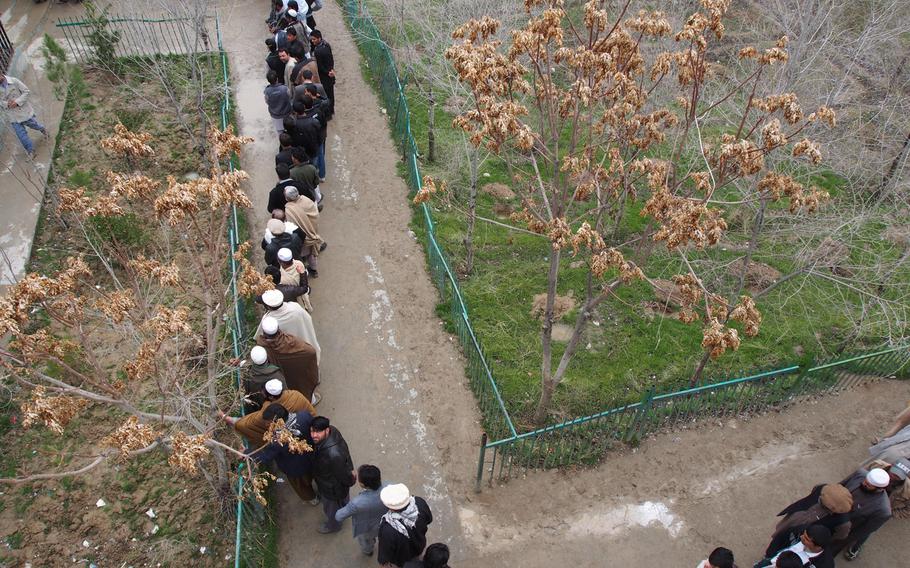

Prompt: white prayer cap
xmin=267 ymin=218 xmax=285 ymax=236
xmin=250 ymin=346 xmax=268 ymax=365
xmin=262 ymin=289 xmax=284 ymax=308
xmin=277 ymin=248 xmax=293 ymax=262
xmin=287 ymin=8 xmax=298 ymax=17
xmin=264 ymin=378 xmax=284 ymax=396
xmin=380 ymin=483 xmax=411 ymax=510
xmin=866 ymin=468 xmax=890 ymax=488
xmin=261 ymin=315 xmax=280 ymax=335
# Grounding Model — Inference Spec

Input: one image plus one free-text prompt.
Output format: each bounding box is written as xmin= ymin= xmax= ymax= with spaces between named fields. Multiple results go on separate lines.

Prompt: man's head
xmin=301 ymin=94 xmax=314 ymax=110
xmin=301 ymin=69 xmax=313 ymax=82
xmin=380 ymin=483 xmax=411 ymax=512
xmin=267 ymin=69 xmax=279 ymax=85
xmin=819 ymin=483 xmax=852 ymax=514
xmin=282 ymin=115 xmax=296 ymax=134
xmin=278 ymin=48 xmax=290 ymax=63
xmin=272 ymin=208 xmax=286 ymax=221
xmin=265 ymin=38 xmax=277 ymax=52
xmin=250 ymin=345 xmax=268 ymax=366
xmin=279 ymin=132 xmax=293 ymax=149
xmin=292 ymin=100 xmax=306 ymax=115
xmin=423 ymin=543 xmax=450 ymax=568
xmin=286 ymin=28 xmax=298 ymax=41
xmin=774 ymin=551 xmax=802 ymax=568
xmin=262 ymin=402 xmax=289 ymax=422
xmin=309 ymin=416 xmax=331 ymax=443
xmin=862 ymin=468 xmax=890 ymax=492
xmin=288 ymin=0 xmax=299 ymax=10
xmin=310 ymin=29 xmax=322 ymax=46
xmin=889 ymin=458 xmax=910 ymax=484
xmin=262 ymin=378 xmax=284 ymax=401
xmin=277 ymin=248 xmax=294 ymax=266
xmin=284 ymin=186 xmax=300 ymax=202
xmin=705 ymin=547 xmax=735 ymax=568
xmin=291 ymin=147 xmax=308 ymax=165
xmin=357 ymin=464 xmax=382 ymax=490
xmin=262 ymin=290 xmax=285 ymax=312
xmin=276 ymin=162 xmax=291 ymax=181
xmin=799 ymin=524 xmax=831 ymax=554
xmin=304 ymin=84 xmax=318 ymax=97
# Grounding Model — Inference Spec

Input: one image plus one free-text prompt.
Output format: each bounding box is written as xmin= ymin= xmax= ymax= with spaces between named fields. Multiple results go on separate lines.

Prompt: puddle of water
xmin=569 ymin=501 xmax=683 ymax=538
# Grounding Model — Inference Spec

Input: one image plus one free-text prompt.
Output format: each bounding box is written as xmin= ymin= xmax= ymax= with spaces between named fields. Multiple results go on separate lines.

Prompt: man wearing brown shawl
xmin=283 ymin=186 xmax=324 ymax=276
xmin=243 ymin=345 xmax=287 ymax=412
xmin=257 ymin=315 xmax=321 ymax=405
xmin=222 ymin=379 xmax=315 ymax=446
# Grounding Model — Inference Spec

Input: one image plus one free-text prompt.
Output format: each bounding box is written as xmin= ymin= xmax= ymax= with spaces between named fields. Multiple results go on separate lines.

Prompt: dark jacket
xmin=290 ymin=163 xmax=319 ymax=199
xmin=312 ymin=40 xmax=334 ymax=80
xmin=275 ymin=147 xmax=294 ymax=167
xmin=266 ymin=51 xmax=286 ymax=83
xmin=293 ymin=115 xmax=321 ymax=157
xmin=267 ymin=179 xmax=298 ymax=213
xmin=248 ymin=412 xmax=315 ymax=478
xmin=286 ymin=39 xmax=307 ymax=61
xmin=242 ymin=362 xmax=286 ymax=412
xmin=312 ymin=427 xmax=355 ymax=501
xmin=264 ymin=266 xmax=310 ymax=300
xmin=377 ymin=496 xmax=433 ymax=567
xmin=766 ymin=484 xmax=851 ymax=555
xmin=263 ymin=232 xmax=304 ymax=266
xmin=289 ymin=58 xmax=308 ymax=85
xmin=302 ymin=105 xmax=328 ymax=144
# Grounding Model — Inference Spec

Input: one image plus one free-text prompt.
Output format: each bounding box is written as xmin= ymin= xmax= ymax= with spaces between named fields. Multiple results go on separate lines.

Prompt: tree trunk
xmin=874 ymin=129 xmax=910 ymax=197
xmin=463 ymin=148 xmax=478 ymax=274
xmin=533 ymin=249 xmax=562 ymax=424
xmin=427 ymin=90 xmax=436 ymax=163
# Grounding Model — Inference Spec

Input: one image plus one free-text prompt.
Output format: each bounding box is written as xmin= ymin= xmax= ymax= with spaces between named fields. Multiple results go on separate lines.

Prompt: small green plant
xmin=5 ymin=532 xmax=23 ymax=550
xmin=83 ymin=2 xmax=122 ymax=73
xmin=87 ymin=213 xmax=148 ymax=249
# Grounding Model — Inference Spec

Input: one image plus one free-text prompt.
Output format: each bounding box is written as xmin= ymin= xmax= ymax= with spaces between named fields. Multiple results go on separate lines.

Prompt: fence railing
xmin=339 ymin=0 xmax=910 ymax=491
xmin=56 ymin=14 xmax=212 ymax=63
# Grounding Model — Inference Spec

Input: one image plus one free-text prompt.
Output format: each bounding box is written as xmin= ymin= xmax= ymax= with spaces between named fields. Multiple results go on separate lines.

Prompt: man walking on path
xmin=377 ymin=483 xmax=433 ymax=567
xmin=310 ymin=416 xmax=355 ymax=534
xmin=335 ymin=464 xmax=388 ymax=557
xmin=309 ymin=30 xmax=335 ymax=103
xmin=2 ymin=74 xmax=48 ymax=159
xmin=282 ymin=186 xmax=325 ymax=276
xmin=832 ymin=468 xmax=893 ymax=560
xmin=257 ymin=291 xmax=321 ymax=363
xmin=256 ymin=315 xmax=321 ymax=404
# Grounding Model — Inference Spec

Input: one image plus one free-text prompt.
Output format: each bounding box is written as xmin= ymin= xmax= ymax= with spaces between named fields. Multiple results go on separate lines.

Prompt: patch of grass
xmin=5 ymin=532 xmax=23 ymax=550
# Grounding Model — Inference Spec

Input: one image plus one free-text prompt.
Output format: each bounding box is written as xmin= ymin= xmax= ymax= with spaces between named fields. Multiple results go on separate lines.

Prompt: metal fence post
xmin=475 ymin=432 xmax=488 ymax=493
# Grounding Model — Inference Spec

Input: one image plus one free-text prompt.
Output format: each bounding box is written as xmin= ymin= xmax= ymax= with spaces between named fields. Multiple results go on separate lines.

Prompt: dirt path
xmin=219 ymin=1 xmax=481 ymax=565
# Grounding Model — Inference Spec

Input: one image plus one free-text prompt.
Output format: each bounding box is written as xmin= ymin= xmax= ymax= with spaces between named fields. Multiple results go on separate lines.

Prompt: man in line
xmin=249 ymin=403 xmax=319 ymax=505
xmin=404 ymin=543 xmax=450 ymax=568
xmin=833 ymin=467 xmax=893 ymax=561
xmin=221 ymin=378 xmax=315 ymax=445
xmin=295 ymin=69 xmax=325 ymax=102
xmin=696 ymin=547 xmax=735 ymax=568
xmin=263 ymin=218 xmax=303 ymax=266
xmin=265 ymin=38 xmax=286 ymax=84
xmin=309 ymin=30 xmax=335 ymax=104
xmin=283 ymin=186 xmax=325 ymax=277
xmin=257 ymin=313 xmax=320 ymax=404
xmin=267 ymin=163 xmax=298 ymax=213
xmin=278 ymin=48 xmax=298 ymax=94
xmin=763 ymin=483 xmax=852 ymax=557
xmin=335 ymin=464 xmax=388 ymax=557
xmin=310 ymin=416 xmax=355 ymax=534
xmin=300 ymin=93 xmax=329 ymax=181
xmin=264 ymin=70 xmax=292 ymax=134
xmin=754 ymin=525 xmax=832 ymax=568
xmin=377 ymin=484 xmax=433 ymax=567
xmin=289 ymin=147 xmax=320 ymax=204
xmin=242 ymin=345 xmax=287 ymax=412
xmin=2 ymin=74 xmax=49 ymax=159
xmin=257 ymin=293 xmax=321 ymax=363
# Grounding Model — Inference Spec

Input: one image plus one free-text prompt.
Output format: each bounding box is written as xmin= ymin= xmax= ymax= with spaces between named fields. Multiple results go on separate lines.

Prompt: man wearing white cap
xmin=257 ymin=289 xmax=320 ymax=364
xmin=257 ymin=315 xmax=320 ymax=404
xmin=263 ymin=219 xmax=303 ymax=266
xmin=241 ymin=345 xmax=287 ymax=412
xmin=221 ymin=378 xmax=315 ymax=445
xmin=832 ymin=467 xmax=892 ymax=560
xmin=377 ymin=483 xmax=433 ymax=567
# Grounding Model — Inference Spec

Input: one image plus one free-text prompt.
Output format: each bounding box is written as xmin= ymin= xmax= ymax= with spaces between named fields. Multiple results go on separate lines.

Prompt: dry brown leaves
xmin=154 ymin=171 xmax=252 ymax=226
xmin=102 ymin=416 xmax=158 ymax=457
xmin=250 ymin=471 xmax=276 ymax=506
xmin=208 ymin=125 xmax=254 ymax=160
xmin=702 ymin=317 xmax=741 ymax=359
xmin=263 ymin=418 xmax=314 ymax=455
xmin=234 ymin=242 xmax=275 ymax=297
xmin=9 ymin=329 xmax=77 ymax=363
xmin=21 ymin=386 xmax=89 ymax=435
xmin=168 ymin=431 xmax=210 ymax=475
xmin=127 ymin=255 xmax=181 ymax=287
xmin=100 ymin=122 xmax=154 ymax=158
xmin=0 ymin=257 xmax=91 ymax=336
xmin=94 ymin=290 xmax=136 ymax=324
xmin=413 ymin=176 xmax=447 ymax=205
xmin=757 ymin=172 xmax=829 ymax=213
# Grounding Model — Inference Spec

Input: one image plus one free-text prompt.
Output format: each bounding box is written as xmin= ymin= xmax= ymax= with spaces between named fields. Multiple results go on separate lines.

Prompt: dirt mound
xmin=884 ymin=225 xmax=910 ymax=248
xmin=803 ymin=237 xmax=850 ymax=268
xmin=492 ymin=203 xmax=514 ymax=218
xmin=482 ymin=182 xmax=516 ymax=200
xmin=650 ymin=278 xmax=684 ymax=308
xmin=728 ymin=260 xmax=782 ymax=290
xmin=530 ymin=291 xmax=576 ymax=320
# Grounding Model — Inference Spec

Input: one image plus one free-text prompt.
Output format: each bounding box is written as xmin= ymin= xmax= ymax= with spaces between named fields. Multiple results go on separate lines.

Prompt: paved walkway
xmin=0 ymin=2 xmax=82 ymax=287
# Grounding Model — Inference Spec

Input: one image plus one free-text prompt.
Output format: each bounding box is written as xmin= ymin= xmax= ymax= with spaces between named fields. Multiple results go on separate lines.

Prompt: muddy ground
xmin=219 ymin=0 xmax=910 ymax=566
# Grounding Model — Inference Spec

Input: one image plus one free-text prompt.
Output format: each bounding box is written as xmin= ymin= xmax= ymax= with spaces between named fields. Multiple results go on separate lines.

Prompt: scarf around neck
xmin=382 ymin=497 xmax=418 ymax=538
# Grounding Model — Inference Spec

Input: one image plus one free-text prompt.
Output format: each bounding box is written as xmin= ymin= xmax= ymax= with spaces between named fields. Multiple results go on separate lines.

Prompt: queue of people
xmin=218 ymin=3 xmax=452 ymax=566
xmin=697 ymin=405 xmax=910 ymax=567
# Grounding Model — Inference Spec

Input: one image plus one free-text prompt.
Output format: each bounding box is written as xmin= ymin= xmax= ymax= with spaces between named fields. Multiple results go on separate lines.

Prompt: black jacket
xmin=289 ymin=58 xmax=307 ymax=85
xmin=312 ymin=427 xmax=355 ymax=501
xmin=275 ymin=147 xmax=294 ymax=167
xmin=267 ymin=179 xmax=298 ymax=213
xmin=303 ymin=105 xmax=328 ymax=144
xmin=262 ymin=232 xmax=304 ymax=266
xmin=294 ymin=115 xmax=322 ymax=157
xmin=377 ymin=496 xmax=433 ymax=567
xmin=266 ymin=51 xmax=286 ymax=83
xmin=312 ymin=40 xmax=334 ymax=80
xmin=248 ymin=412 xmax=315 ymax=478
